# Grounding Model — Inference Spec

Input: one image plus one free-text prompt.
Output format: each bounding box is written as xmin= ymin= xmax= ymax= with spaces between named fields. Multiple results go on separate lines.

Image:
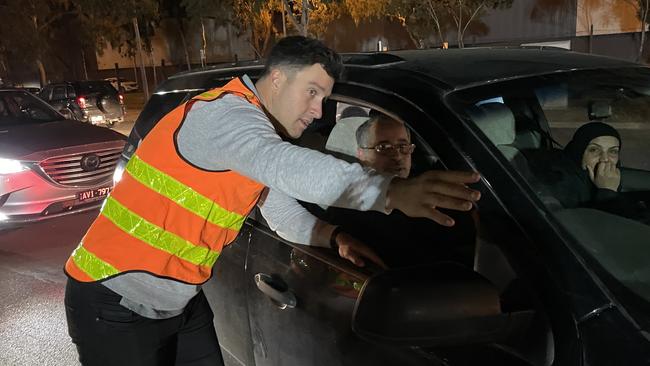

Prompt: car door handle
xmin=254 ymin=273 xmax=297 ymax=309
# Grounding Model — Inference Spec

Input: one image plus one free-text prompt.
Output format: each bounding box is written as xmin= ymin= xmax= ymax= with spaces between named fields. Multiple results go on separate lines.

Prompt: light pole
xmin=133 ymin=17 xmax=149 ymax=100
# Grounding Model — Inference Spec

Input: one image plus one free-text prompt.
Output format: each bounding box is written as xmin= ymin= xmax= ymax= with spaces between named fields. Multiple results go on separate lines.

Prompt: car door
xmin=243 ymin=219 xmax=439 ymax=366
xmin=239 ymin=87 xmax=463 ymax=366
xmin=203 ymin=224 xmax=257 ymax=366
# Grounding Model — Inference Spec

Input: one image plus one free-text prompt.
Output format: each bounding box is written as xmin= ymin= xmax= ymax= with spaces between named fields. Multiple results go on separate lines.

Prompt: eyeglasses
xmin=359 ymin=143 xmax=416 ymax=155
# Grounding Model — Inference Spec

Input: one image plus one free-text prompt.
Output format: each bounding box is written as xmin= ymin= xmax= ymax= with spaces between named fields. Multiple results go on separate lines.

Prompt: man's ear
xmin=270 ymin=68 xmax=284 ymax=91
xmin=356 ymin=148 xmax=364 ymax=161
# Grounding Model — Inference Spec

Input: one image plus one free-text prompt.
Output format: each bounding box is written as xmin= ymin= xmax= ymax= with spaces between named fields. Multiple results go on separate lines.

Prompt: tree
xmin=231 ymin=0 xmax=282 ymax=58
xmin=443 ymin=0 xmax=513 ymax=48
xmin=0 ymin=0 xmax=161 ymax=85
xmin=182 ymin=0 xmax=233 ymax=63
xmin=387 ymin=0 xmax=451 ymax=48
xmin=0 ymin=0 xmax=78 ymax=85
xmin=160 ymin=0 xmax=193 ymax=70
xmin=268 ymin=0 xmax=388 ymax=38
xmin=74 ymin=0 xmax=159 ymax=60
xmin=632 ymin=0 xmax=650 ymax=61
xmin=380 ymin=0 xmax=513 ymax=49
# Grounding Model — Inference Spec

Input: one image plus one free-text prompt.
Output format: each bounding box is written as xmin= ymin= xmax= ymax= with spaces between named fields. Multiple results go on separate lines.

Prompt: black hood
xmin=0 ymin=119 xmax=125 ymax=159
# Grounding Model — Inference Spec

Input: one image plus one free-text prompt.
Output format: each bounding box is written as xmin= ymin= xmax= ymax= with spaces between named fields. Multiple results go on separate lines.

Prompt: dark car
xmin=115 ymin=49 xmax=650 ymax=366
xmin=39 ymin=80 xmax=125 ymax=127
xmin=0 ymin=89 xmax=125 ymax=225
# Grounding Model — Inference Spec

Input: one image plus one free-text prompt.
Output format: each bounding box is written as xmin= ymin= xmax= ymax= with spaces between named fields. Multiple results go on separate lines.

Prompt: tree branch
xmin=281 ymin=0 xmax=304 ymax=35
xmin=461 ymin=1 xmax=485 ymax=36
xmin=38 ymin=10 xmax=79 ymax=32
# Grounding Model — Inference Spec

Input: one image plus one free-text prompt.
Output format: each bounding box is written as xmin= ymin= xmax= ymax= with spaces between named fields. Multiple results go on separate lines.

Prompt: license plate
xmin=77 ymin=187 xmax=111 ymax=202
xmin=90 ymin=115 xmax=104 ymax=123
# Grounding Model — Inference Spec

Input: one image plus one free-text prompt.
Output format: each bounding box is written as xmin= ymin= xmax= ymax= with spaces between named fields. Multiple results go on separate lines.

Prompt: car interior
xmin=458 ymin=79 xmax=650 ymax=332
xmin=290 ymin=96 xmax=556 ymax=366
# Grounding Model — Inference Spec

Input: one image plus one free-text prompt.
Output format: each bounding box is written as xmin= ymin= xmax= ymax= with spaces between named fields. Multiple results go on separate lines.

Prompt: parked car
xmin=104 ymin=77 xmax=139 ymax=93
xmin=39 ymin=80 xmax=125 ymax=127
xmin=115 ymin=49 xmax=650 ymax=365
xmin=0 ymin=89 xmax=125 ymax=226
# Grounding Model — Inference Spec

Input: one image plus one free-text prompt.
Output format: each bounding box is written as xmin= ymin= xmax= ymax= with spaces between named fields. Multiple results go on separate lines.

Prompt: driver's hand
xmin=588 ymin=162 xmax=620 ymax=191
xmin=335 ymin=232 xmax=387 ymax=269
xmin=387 ymin=170 xmax=481 ymax=226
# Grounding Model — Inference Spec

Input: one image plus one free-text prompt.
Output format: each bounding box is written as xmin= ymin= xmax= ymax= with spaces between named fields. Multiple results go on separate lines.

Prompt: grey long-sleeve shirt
xmin=103 ymin=76 xmax=392 ymax=318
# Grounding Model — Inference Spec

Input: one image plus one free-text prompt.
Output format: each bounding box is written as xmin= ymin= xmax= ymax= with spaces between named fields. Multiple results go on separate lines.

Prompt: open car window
xmin=448 ymin=68 xmax=650 ymax=311
xmin=294 ymin=97 xmax=477 ymax=270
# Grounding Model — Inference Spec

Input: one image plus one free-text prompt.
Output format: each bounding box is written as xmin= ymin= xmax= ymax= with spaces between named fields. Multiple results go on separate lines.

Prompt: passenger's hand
xmin=588 ymin=162 xmax=620 ymax=191
xmin=386 ymin=170 xmax=481 ymax=226
xmin=335 ymin=232 xmax=387 ymax=269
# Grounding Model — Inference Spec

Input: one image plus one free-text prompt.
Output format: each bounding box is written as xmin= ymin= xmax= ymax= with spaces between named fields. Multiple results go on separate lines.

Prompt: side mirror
xmin=352 ymin=263 xmax=534 ymax=348
xmin=59 ymin=109 xmax=73 ymax=120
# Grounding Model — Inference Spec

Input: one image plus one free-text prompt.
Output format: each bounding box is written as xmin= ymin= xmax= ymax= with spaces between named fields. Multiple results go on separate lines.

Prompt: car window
xmin=66 ymin=86 xmax=76 ymax=98
xmin=76 ymin=81 xmax=117 ymax=94
xmin=295 ymin=98 xmax=477 ymax=270
xmin=448 ymin=67 xmax=650 ymax=309
xmin=52 ymin=86 xmax=67 ymax=100
xmin=0 ymin=91 xmax=62 ymax=125
xmin=39 ymin=86 xmax=53 ymax=100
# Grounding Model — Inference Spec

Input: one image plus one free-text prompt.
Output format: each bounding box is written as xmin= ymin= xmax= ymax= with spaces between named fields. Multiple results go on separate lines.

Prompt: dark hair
xmin=340 ymin=106 xmax=368 ymax=119
xmin=356 ymin=114 xmax=410 ymax=146
xmin=262 ymin=36 xmax=343 ymax=80
xmin=564 ymin=122 xmax=621 ymax=165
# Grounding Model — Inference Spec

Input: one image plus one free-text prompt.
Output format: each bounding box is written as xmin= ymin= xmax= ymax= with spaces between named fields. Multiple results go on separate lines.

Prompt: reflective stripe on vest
xmin=125 ymin=154 xmax=246 ymax=231
xmin=65 ymin=78 xmax=265 ymax=284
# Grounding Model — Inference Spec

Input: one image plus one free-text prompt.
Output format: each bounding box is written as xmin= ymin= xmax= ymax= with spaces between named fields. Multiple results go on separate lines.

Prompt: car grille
xmin=38 ymin=147 xmax=123 ymax=186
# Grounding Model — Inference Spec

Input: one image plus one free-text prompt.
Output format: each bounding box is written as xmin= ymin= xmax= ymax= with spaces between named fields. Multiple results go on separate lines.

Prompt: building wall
xmin=323 ymin=15 xmax=415 ymax=52
xmin=572 ymin=31 xmax=645 ymax=61
xmin=472 ymin=0 xmax=578 ymax=44
xmin=576 ymin=0 xmax=642 ymax=36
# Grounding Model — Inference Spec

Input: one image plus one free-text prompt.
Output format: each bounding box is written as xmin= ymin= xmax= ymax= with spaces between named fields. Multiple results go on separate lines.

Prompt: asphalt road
xmin=0 ymin=210 xmax=99 ymax=366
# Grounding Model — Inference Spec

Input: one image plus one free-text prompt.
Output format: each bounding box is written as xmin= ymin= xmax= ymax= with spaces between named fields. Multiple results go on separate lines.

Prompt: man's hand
xmin=335 ymin=232 xmax=387 ymax=269
xmin=587 ymin=162 xmax=620 ymax=191
xmin=386 ymin=170 xmax=481 ymax=226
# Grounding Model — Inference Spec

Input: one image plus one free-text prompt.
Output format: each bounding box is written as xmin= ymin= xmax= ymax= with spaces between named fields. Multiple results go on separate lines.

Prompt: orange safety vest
xmin=65 ymin=78 xmax=266 ymax=284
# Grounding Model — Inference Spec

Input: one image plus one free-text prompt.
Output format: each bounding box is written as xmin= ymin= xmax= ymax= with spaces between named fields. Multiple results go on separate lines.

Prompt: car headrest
xmin=469 ymin=103 xmax=516 ymax=146
xmin=589 ymin=101 xmax=612 ymax=120
xmin=325 ymin=116 xmax=370 ymax=158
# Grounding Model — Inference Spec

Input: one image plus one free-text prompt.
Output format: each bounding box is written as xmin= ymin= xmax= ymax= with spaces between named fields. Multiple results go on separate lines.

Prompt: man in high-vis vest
xmin=64 ymin=36 xmax=481 ymax=366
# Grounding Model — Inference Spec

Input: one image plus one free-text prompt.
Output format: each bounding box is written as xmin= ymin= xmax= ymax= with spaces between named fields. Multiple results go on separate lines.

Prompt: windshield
xmin=448 ymin=67 xmax=650 ymax=319
xmin=76 ymin=81 xmax=117 ymax=94
xmin=0 ymin=90 xmax=63 ymax=125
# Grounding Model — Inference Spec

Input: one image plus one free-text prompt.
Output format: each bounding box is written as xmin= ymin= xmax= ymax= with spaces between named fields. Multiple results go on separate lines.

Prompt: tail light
xmin=76 ymin=96 xmax=87 ymax=109
xmin=118 ymin=94 xmax=124 ymax=104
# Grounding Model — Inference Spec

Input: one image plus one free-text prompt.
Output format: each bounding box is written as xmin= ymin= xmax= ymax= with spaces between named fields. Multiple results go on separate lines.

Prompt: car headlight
xmin=113 ymin=159 xmax=126 ymax=185
xmin=0 ymin=158 xmax=29 ymax=174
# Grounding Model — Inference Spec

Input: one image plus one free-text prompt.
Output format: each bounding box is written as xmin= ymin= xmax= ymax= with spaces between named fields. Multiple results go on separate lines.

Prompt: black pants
xmin=64 ymin=278 xmax=224 ymax=366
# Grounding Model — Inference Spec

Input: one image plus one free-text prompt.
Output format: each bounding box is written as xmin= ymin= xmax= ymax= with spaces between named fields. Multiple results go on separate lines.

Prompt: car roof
xmin=156 ymin=47 xmax=644 ymax=93
xmin=380 ymin=47 xmax=641 ymax=89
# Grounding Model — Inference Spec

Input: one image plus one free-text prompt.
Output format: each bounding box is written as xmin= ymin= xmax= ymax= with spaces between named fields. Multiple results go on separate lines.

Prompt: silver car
xmin=0 ymin=89 xmax=125 ymax=225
